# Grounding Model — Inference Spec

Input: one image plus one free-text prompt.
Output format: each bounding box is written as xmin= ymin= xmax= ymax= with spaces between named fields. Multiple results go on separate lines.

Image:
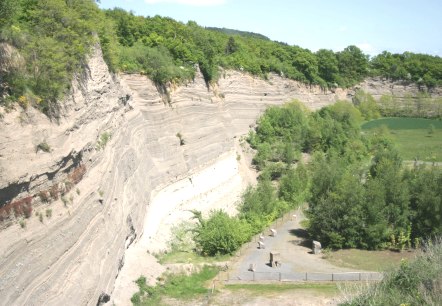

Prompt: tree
xmin=316 ymin=49 xmax=339 ymax=85
xmin=378 ymin=94 xmax=395 ymax=116
xmin=362 ymin=178 xmax=389 ymax=249
xmin=0 ymin=0 xmax=17 ymax=27
xmin=279 ymin=163 xmax=309 ymax=206
xmin=225 ymin=36 xmax=239 ymax=54
xmin=370 ymin=149 xmax=410 ymax=232
xmin=292 ymin=49 xmax=320 ymax=84
xmin=307 ymin=153 xmax=366 ymax=249
xmin=337 ymin=45 xmax=369 ymax=86
xmin=353 ymin=90 xmax=380 ymax=120
xmin=406 ymin=166 xmax=442 ymax=239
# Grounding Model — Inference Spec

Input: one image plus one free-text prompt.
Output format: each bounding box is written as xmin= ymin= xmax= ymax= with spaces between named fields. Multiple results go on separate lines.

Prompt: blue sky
xmin=99 ymin=0 xmax=442 ymax=56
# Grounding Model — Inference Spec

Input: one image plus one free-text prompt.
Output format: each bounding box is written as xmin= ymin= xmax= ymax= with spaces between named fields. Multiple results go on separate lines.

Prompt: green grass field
xmin=225 ymin=283 xmax=339 ymax=295
xmin=362 ymin=117 xmax=442 ymax=162
xmin=324 ymin=249 xmax=416 ymax=271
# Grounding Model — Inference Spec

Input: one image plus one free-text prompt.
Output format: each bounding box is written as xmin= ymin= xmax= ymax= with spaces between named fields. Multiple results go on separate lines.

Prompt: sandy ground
xmin=210 ymin=289 xmax=341 ymax=306
xmin=161 ymin=287 xmax=342 ymax=306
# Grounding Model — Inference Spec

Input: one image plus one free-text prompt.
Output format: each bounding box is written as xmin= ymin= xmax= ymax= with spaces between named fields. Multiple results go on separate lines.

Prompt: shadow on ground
xmin=289 ymin=228 xmax=311 ymax=248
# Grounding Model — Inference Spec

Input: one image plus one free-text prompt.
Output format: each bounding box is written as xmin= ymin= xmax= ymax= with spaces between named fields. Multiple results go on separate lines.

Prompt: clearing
xmin=361 ymin=117 xmax=442 ymax=162
xmin=323 ymin=248 xmax=416 ymax=272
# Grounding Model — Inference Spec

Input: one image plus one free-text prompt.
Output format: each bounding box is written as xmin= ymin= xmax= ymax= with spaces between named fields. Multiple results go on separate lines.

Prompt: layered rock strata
xmin=0 ymin=47 xmax=440 ymax=305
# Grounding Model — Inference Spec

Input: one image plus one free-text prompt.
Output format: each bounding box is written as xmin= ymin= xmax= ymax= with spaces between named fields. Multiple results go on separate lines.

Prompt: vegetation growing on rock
xmin=0 ymin=0 xmax=114 ymax=115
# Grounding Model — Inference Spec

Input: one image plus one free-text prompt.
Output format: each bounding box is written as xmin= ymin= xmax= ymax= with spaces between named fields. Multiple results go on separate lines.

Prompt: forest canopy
xmin=1 ymin=0 xmax=442 ymax=113
xmin=247 ymin=101 xmax=442 ymax=250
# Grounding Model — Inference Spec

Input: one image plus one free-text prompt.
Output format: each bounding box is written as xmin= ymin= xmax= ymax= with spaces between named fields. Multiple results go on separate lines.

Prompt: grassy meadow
xmin=362 ymin=117 xmax=442 ymax=162
xmin=324 ymin=248 xmax=416 ymax=272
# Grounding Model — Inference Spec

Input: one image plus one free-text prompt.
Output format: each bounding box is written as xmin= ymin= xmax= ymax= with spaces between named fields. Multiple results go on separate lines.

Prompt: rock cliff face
xmin=348 ymin=77 xmax=442 ymax=116
xmin=0 ymin=47 xmax=440 ymax=305
xmin=351 ymin=77 xmax=442 ymax=99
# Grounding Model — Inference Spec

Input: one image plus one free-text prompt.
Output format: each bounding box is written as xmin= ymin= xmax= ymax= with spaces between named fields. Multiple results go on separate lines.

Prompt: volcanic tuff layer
xmin=0 ymin=46 xmax=441 ymax=305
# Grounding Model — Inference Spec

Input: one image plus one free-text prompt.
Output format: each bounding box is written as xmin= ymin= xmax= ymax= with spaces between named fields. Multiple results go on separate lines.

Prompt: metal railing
xmin=219 ymin=271 xmax=383 ymax=283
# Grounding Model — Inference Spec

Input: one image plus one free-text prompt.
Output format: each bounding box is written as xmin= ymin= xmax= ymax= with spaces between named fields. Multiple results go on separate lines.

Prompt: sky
xmin=98 ymin=0 xmax=442 ymax=56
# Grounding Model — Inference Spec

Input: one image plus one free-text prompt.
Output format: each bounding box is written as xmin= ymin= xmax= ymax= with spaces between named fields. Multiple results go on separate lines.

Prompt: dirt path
xmin=210 ymin=288 xmax=341 ymax=306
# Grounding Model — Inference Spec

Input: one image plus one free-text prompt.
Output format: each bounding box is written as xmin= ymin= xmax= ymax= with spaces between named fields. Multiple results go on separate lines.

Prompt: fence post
xmin=253 ymin=272 xmax=255 ymax=281
xmin=305 ymin=272 xmax=308 ymax=281
xmin=332 ymin=273 xmax=334 ymax=281
xmin=279 ymin=272 xmax=282 ymax=282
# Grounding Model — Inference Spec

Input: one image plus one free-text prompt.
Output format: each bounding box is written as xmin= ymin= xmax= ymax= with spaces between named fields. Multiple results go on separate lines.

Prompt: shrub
xmin=38 ymin=190 xmax=51 ymax=202
xmin=64 ymin=180 xmax=74 ymax=193
xmin=45 ymin=209 xmax=52 ymax=218
xmin=341 ymin=238 xmax=442 ymax=305
xmin=0 ymin=205 xmax=11 ymax=222
xmin=176 ymin=132 xmax=185 ymax=146
xmin=428 ymin=124 xmax=435 ymax=135
xmin=36 ymin=141 xmax=51 ymax=153
xmin=68 ymin=165 xmax=86 ymax=184
xmin=168 ymin=221 xmax=196 ymax=253
xmin=353 ymin=90 xmax=380 ymax=120
xmin=193 ymin=210 xmax=252 ymax=256
xmin=61 ymin=196 xmax=68 ymax=207
xmin=49 ymin=184 xmax=59 ymax=200
xmin=96 ymin=132 xmax=111 ymax=150
xmin=8 ymin=196 xmax=33 ymax=219
xmin=131 ymin=266 xmax=219 ymax=305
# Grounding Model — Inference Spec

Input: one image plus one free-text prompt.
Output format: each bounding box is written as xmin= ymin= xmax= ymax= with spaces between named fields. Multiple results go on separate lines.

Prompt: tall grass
xmin=340 ymin=238 xmax=442 ymax=306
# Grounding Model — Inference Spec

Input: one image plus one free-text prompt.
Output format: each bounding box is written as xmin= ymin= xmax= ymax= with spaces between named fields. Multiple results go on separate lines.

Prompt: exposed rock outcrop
xmin=0 ymin=46 xmax=441 ymax=306
xmin=0 ymin=43 xmax=24 ymax=75
xmin=348 ymin=77 xmax=442 ymax=116
xmin=0 ymin=45 xmax=132 ymax=305
xmin=351 ymin=77 xmax=442 ymax=99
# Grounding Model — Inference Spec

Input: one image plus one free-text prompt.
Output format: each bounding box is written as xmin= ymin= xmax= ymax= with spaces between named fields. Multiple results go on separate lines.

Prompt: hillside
xmin=1 ymin=0 xmax=442 ymax=117
xmin=205 ymin=27 xmax=271 ymax=40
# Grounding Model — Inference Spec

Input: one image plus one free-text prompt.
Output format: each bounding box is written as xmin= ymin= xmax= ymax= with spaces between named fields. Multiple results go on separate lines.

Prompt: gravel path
xmin=229 ymin=210 xmax=359 ymax=281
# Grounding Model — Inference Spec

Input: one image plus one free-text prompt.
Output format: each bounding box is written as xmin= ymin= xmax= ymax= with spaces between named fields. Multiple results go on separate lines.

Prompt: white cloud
xmin=356 ymin=42 xmax=378 ymax=56
xmin=144 ymin=0 xmax=226 ymax=6
xmin=339 ymin=26 xmax=347 ymax=32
